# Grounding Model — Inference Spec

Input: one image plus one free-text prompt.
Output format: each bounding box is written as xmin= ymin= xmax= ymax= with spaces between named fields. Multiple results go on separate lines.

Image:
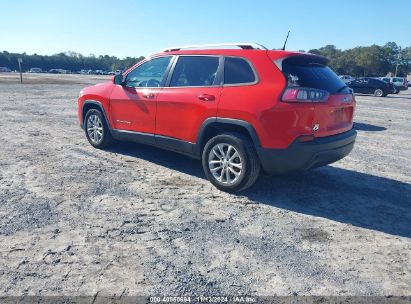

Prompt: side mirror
xmin=113 ymin=74 xmax=123 ymax=85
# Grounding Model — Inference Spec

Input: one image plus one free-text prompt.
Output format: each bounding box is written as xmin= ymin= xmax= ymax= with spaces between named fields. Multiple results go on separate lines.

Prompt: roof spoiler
xmin=273 ymin=53 xmax=329 ymax=71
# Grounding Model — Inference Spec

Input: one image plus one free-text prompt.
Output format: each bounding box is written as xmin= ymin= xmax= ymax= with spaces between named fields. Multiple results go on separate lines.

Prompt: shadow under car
xmin=106 ymin=142 xmax=411 ymax=239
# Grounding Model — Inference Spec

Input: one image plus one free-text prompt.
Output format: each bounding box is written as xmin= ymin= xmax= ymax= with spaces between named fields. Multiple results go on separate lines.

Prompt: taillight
xmin=282 ymin=87 xmax=329 ymax=103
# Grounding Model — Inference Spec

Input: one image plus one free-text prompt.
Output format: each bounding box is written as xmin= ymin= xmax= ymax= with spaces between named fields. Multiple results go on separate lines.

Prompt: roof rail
xmin=160 ymin=43 xmax=268 ymax=53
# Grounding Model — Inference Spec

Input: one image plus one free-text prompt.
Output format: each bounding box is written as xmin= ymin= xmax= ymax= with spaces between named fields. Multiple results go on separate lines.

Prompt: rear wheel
xmin=84 ymin=108 xmax=113 ymax=149
xmin=374 ymin=88 xmax=384 ymax=97
xmin=202 ymin=133 xmax=260 ymax=192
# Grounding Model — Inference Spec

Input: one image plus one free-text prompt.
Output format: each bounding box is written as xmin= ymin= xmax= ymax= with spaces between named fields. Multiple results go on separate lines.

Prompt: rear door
xmin=155 ymin=55 xmax=222 ymax=144
xmin=353 ymin=79 xmax=371 ymax=93
xmin=282 ymin=57 xmax=355 ymax=138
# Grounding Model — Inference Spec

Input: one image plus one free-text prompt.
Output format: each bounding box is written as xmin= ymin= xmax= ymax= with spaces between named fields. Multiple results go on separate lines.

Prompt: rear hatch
xmin=279 ymin=55 xmax=355 ymax=138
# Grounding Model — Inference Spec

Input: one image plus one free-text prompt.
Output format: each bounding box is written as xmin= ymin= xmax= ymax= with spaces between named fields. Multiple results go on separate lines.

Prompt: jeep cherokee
xmin=77 ymin=43 xmax=356 ymax=192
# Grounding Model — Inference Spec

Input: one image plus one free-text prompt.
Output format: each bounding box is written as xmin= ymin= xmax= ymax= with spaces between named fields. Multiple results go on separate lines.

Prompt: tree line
xmin=0 ymin=51 xmax=145 ymax=72
xmin=307 ymin=42 xmax=410 ymax=77
xmin=1 ymin=42 xmax=410 ymax=76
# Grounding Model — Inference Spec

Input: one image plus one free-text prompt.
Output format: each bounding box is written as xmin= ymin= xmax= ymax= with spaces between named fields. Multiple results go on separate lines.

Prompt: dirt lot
xmin=0 ymin=73 xmax=410 ymax=297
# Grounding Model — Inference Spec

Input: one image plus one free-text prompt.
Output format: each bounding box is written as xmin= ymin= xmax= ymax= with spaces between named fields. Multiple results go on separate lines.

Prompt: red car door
xmin=155 ymin=56 xmax=222 ymax=143
xmin=109 ymin=56 xmax=173 ymax=134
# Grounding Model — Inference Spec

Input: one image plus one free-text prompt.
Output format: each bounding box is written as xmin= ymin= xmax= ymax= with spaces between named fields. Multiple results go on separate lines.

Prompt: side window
xmin=224 ymin=57 xmax=256 ymax=85
xmin=169 ymin=56 xmax=219 ymax=87
xmin=124 ymin=56 xmax=171 ymax=88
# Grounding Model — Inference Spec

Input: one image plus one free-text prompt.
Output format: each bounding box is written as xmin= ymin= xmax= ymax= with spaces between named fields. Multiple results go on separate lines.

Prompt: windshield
xmin=282 ymin=58 xmax=349 ymax=94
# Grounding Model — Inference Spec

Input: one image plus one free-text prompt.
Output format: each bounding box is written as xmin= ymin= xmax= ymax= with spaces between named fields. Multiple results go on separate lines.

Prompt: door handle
xmin=198 ymin=94 xmax=215 ymax=101
xmin=143 ymin=92 xmax=155 ymax=99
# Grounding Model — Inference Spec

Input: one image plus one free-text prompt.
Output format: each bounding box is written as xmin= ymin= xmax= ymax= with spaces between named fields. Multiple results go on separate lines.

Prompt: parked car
xmin=378 ymin=77 xmax=400 ymax=93
xmin=77 ymin=43 xmax=357 ymax=192
xmin=0 ymin=67 xmax=12 ymax=72
xmin=28 ymin=68 xmax=43 ymax=73
xmin=378 ymin=77 xmax=408 ymax=92
xmin=347 ymin=77 xmax=394 ymax=97
xmin=95 ymin=70 xmax=106 ymax=75
xmin=339 ymin=75 xmax=355 ymax=83
xmin=49 ymin=68 xmax=69 ymax=74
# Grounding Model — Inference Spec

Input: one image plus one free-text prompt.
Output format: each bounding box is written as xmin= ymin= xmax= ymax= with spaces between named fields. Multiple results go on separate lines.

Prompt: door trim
xmin=110 ymin=117 xmax=260 ymax=160
xmin=111 ymin=129 xmax=198 ymax=159
xmin=111 ymin=129 xmax=155 ymax=145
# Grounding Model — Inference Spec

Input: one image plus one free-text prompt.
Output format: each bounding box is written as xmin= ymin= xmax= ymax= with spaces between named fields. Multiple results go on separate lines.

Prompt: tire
xmin=202 ymin=133 xmax=260 ymax=192
xmin=84 ymin=108 xmax=114 ymax=149
xmin=374 ymin=88 xmax=384 ymax=97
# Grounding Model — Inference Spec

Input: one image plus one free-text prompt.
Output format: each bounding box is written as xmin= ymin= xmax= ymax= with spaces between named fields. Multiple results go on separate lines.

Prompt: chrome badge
xmin=313 ymin=124 xmax=320 ymax=132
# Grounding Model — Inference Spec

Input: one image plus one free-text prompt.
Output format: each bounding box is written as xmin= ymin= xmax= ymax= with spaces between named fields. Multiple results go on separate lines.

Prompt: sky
xmin=1 ymin=0 xmax=411 ymax=58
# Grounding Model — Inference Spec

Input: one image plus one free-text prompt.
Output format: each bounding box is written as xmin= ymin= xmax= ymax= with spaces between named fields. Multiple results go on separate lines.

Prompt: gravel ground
xmin=0 ymin=74 xmax=410 ymax=297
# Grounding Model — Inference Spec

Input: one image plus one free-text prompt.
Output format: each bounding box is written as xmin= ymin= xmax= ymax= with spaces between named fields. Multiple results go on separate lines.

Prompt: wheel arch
xmin=195 ymin=118 xmax=261 ymax=156
xmin=82 ymin=100 xmax=111 ymax=130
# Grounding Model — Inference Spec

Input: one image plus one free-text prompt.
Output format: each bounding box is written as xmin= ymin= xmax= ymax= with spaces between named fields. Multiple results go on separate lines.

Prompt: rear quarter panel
xmin=218 ymin=52 xmax=315 ymax=149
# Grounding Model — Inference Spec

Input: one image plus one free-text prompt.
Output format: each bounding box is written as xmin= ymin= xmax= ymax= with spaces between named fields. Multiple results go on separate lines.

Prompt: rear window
xmin=224 ymin=57 xmax=256 ymax=85
xmin=169 ymin=56 xmax=219 ymax=87
xmin=282 ymin=56 xmax=348 ymax=94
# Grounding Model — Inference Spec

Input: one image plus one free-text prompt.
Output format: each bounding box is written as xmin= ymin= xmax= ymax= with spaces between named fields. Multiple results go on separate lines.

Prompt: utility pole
xmin=18 ymin=58 xmax=23 ymax=84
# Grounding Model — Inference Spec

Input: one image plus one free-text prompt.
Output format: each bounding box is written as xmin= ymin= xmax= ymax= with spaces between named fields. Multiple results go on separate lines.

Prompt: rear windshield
xmin=282 ymin=57 xmax=348 ymax=94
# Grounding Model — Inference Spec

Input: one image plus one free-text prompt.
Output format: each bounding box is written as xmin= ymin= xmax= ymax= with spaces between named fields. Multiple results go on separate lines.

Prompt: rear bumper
xmin=257 ymin=129 xmax=357 ymax=174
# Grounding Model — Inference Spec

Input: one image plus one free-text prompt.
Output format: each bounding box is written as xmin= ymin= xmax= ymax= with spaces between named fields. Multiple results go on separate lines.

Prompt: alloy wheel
xmin=86 ymin=114 xmax=104 ymax=144
xmin=208 ymin=143 xmax=243 ymax=185
xmin=375 ymin=89 xmax=383 ymax=97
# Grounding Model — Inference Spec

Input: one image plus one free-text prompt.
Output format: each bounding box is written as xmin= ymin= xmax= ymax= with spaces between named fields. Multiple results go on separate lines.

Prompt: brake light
xmin=282 ymin=87 xmax=329 ymax=103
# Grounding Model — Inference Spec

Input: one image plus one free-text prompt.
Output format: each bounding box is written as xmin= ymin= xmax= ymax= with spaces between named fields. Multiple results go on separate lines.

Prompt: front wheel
xmin=202 ymin=133 xmax=260 ymax=192
xmin=374 ymin=88 xmax=384 ymax=97
xmin=84 ymin=108 xmax=113 ymax=149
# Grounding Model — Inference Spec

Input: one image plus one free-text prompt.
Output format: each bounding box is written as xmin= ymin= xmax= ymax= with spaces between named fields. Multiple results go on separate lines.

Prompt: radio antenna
xmin=282 ymin=30 xmax=290 ymax=50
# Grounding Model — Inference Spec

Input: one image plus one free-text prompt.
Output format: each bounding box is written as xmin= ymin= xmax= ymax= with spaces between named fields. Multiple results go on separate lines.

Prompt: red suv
xmin=77 ymin=43 xmax=356 ymax=192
